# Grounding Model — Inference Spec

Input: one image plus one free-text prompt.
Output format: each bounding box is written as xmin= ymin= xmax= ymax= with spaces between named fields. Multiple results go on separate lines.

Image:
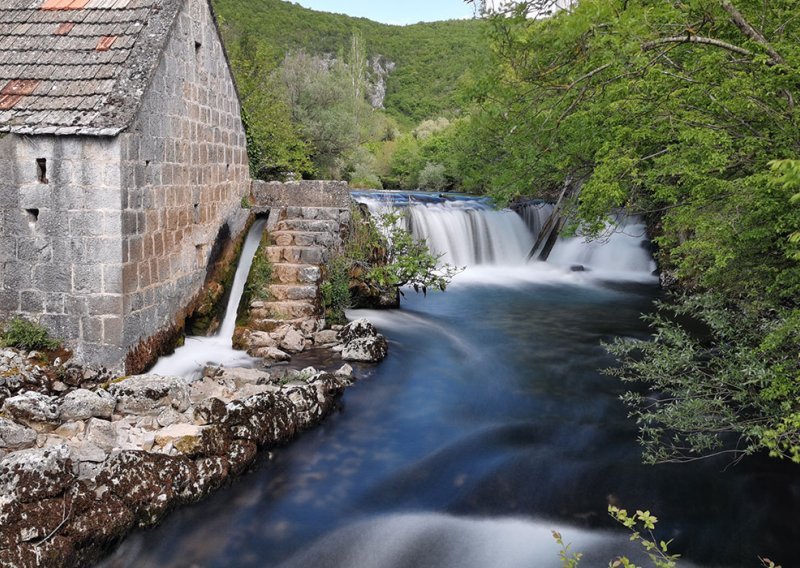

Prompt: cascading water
xmin=354 ymin=191 xmax=658 ymax=282
xmin=148 ymin=217 xmax=267 ymax=378
xmin=104 ymin=192 xmax=799 ymax=568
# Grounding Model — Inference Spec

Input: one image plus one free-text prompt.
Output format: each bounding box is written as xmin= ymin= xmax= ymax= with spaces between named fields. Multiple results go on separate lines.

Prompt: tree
xmin=465 ymin=0 xmax=800 ymax=462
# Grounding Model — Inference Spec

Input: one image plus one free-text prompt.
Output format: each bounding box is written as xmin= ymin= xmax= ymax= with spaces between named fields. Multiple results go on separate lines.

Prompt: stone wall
xmin=118 ymin=0 xmax=250 ymax=369
xmin=0 ymin=134 xmax=126 ymax=366
xmin=0 ymin=0 xmax=250 ymax=372
xmin=251 ymin=180 xmax=352 ymax=211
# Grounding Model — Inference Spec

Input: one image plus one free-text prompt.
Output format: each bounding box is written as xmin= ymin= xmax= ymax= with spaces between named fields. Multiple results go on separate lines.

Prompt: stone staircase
xmin=249 ymin=206 xmax=350 ymax=332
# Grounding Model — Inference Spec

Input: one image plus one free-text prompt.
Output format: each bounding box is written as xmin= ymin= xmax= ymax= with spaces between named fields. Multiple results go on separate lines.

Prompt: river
xmin=101 ymin=195 xmax=799 ymax=568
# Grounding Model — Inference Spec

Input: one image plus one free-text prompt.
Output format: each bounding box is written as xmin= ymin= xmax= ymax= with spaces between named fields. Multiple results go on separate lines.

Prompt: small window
xmin=195 ymin=41 xmax=202 ymax=56
xmin=36 ymin=158 xmax=48 ymax=184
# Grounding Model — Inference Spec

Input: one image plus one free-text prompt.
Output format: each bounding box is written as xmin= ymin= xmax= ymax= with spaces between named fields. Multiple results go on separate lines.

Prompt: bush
xmin=1 ymin=317 xmax=60 ymax=351
xmin=241 ymin=232 xmax=274 ymax=316
xmin=418 ymin=162 xmax=447 ymax=191
xmin=349 ymin=163 xmax=383 ymax=189
xmin=320 ymin=255 xmax=351 ymax=324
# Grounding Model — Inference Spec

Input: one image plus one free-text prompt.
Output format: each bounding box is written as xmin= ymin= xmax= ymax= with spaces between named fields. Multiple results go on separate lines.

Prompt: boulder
xmin=280 ymin=327 xmax=306 ymax=353
xmin=313 ymin=329 xmax=339 ymax=345
xmin=0 ymin=444 xmax=74 ymax=502
xmin=108 ymin=374 xmax=191 ymax=415
xmin=255 ymin=346 xmax=291 ymax=362
xmin=2 ymin=391 xmax=60 ymax=431
xmin=59 ymin=389 xmax=115 ymax=421
xmin=338 ymin=319 xmax=388 ymax=363
xmin=342 ymin=336 xmax=388 ymax=363
xmin=246 ymin=331 xmax=276 ymax=349
xmin=85 ymin=418 xmax=118 ymax=453
xmin=0 ymin=418 xmax=37 ymax=451
xmin=154 ymin=424 xmax=205 ymax=456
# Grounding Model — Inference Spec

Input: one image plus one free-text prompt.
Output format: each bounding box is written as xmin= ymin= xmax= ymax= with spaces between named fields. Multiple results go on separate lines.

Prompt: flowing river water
xmin=102 ymin=193 xmax=799 ymax=568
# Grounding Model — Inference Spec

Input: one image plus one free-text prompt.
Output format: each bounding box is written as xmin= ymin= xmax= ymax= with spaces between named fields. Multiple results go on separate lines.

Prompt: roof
xmin=0 ymin=0 xmax=184 ymax=136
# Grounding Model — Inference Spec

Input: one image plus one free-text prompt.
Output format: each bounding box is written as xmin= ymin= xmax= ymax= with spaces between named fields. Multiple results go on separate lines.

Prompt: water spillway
xmin=148 ymin=217 xmax=267 ymax=378
xmin=104 ymin=194 xmax=799 ymax=568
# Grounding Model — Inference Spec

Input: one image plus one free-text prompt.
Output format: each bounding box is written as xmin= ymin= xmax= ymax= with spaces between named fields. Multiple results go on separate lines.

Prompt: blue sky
xmin=289 ymin=0 xmax=478 ymax=26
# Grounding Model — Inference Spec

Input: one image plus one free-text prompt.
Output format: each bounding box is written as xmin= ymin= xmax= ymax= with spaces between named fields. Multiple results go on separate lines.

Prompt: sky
xmin=289 ymin=0 xmax=480 ymax=26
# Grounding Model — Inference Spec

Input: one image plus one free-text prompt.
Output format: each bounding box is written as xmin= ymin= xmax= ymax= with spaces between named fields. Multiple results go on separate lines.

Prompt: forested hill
xmin=211 ymin=0 xmax=488 ymax=124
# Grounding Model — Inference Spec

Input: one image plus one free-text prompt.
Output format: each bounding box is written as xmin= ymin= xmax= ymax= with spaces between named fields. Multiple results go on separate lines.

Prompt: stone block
xmin=72 ymin=264 xmax=104 ymax=294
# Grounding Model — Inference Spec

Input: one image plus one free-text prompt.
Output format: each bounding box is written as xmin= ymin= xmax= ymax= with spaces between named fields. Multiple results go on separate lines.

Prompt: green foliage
xmin=320 ymin=255 xmax=351 ymax=325
xmin=211 ymin=0 xmax=487 ymax=124
xmin=465 ymin=0 xmax=800 ymax=463
xmin=553 ymin=506 xmax=678 ymax=568
xmin=365 ymin=212 xmax=461 ymax=293
xmin=221 ymin=28 xmax=312 ymax=180
xmin=606 ymin=506 xmax=679 ymax=568
xmin=243 ymin=232 xmax=273 ymax=305
xmin=552 ymin=530 xmax=583 ymax=568
xmin=606 ymin=294 xmax=800 ymax=464
xmin=417 ymin=162 xmax=448 ymax=191
xmin=1 ymin=317 xmax=60 ymax=352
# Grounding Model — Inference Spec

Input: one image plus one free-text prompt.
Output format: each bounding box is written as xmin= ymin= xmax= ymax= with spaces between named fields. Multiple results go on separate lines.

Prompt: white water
xmin=148 ymin=218 xmax=267 ymax=378
xmin=277 ymin=513 xmax=700 ymax=568
xmin=353 ymin=192 xmax=658 ymax=283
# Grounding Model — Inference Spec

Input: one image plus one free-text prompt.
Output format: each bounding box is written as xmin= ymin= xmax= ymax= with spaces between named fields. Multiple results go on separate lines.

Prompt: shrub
xmin=320 ymin=255 xmax=351 ymax=325
xmin=1 ymin=317 xmax=60 ymax=351
xmin=418 ymin=162 xmax=447 ymax=191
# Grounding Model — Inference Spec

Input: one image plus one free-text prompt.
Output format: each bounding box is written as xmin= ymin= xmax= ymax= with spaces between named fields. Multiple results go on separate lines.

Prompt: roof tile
xmin=0 ymin=0 xmax=183 ymax=134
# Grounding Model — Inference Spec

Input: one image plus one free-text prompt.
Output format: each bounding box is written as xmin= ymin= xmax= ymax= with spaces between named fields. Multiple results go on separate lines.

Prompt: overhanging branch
xmin=642 ymin=35 xmax=753 ymax=58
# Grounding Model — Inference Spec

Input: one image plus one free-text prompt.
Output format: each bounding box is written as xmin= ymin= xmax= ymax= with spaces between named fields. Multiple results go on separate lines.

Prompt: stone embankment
xmin=0 ymin=316 xmax=389 ymax=567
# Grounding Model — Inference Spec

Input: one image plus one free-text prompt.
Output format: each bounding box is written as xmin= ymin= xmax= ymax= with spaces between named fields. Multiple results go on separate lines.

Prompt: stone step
xmin=284 ymin=206 xmax=351 ymax=222
xmin=275 ymin=219 xmax=340 ymax=233
xmin=272 ymin=263 xmax=322 ymax=284
xmin=251 ymin=300 xmax=318 ymax=320
xmin=270 ymin=230 xmax=339 ymax=248
xmin=266 ymin=246 xmax=328 ymax=265
xmin=268 ymin=284 xmax=318 ymax=301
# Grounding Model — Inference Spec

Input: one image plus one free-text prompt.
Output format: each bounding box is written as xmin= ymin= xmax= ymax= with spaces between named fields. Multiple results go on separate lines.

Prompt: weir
xmin=353 ymin=191 xmax=658 ymax=281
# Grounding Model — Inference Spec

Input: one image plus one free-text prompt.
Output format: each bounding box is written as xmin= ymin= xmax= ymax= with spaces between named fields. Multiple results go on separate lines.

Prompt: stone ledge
xmin=251 ymin=180 xmax=352 ymax=209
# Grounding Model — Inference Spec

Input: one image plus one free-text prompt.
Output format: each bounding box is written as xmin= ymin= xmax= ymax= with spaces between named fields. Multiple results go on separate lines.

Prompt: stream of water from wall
xmin=104 ymin=193 xmax=798 ymax=568
xmin=147 ymin=217 xmax=267 ymax=379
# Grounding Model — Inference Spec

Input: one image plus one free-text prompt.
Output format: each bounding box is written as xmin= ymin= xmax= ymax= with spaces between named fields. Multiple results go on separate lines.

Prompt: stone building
xmin=0 ymin=0 xmax=250 ymax=370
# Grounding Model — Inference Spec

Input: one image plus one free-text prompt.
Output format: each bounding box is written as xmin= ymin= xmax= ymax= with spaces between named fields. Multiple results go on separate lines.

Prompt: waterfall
xmin=354 ymin=192 xmax=534 ymax=266
xmin=149 ymin=217 xmax=267 ymax=378
xmin=354 ymin=192 xmax=658 ymax=282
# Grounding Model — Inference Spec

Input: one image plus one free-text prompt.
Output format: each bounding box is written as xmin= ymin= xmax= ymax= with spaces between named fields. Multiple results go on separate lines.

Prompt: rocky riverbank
xmin=0 ymin=318 xmax=389 ymax=568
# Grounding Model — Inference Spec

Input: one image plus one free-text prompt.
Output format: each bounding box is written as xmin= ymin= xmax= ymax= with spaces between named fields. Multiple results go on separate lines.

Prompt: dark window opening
xmin=195 ymin=41 xmax=202 ymax=54
xmin=193 ymin=203 xmax=200 ymax=224
xmin=36 ymin=158 xmax=47 ymax=184
xmin=25 ymin=208 xmax=39 ymax=224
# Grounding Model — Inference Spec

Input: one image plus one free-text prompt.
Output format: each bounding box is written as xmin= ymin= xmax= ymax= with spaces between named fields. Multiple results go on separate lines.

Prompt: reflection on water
xmin=101 ymin=272 xmax=799 ymax=568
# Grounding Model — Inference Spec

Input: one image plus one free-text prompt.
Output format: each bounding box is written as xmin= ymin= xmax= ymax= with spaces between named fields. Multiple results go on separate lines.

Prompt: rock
xmin=247 ymin=331 xmax=276 ymax=348
xmin=157 ymin=408 xmax=186 ymax=428
xmin=95 ymin=451 xmax=195 ymax=526
xmin=313 ymin=329 xmax=339 ymax=345
xmin=68 ymin=441 xmax=107 ymax=464
xmin=342 ymin=336 xmax=388 ymax=363
xmin=256 ymin=346 xmax=291 ymax=362
xmin=2 ymin=391 xmax=60 ymax=431
xmin=59 ymin=389 xmax=115 ymax=421
xmin=154 ymin=424 xmax=205 ymax=456
xmin=270 ymin=324 xmax=292 ymax=341
xmin=0 ymin=418 xmax=37 ymax=451
xmin=338 ymin=319 xmax=388 ymax=363
xmin=337 ymin=318 xmax=377 ymax=344
xmin=109 ymin=374 xmax=191 ymax=415
xmin=54 ymin=421 xmax=85 ymax=439
xmin=216 ymin=367 xmax=273 ymax=389
xmin=335 ymin=363 xmax=354 ymax=379
xmin=0 ymin=445 xmax=74 ymax=502
xmin=280 ymin=327 xmax=306 ymax=353
xmin=331 ymin=344 xmax=344 ymax=353
xmin=84 ymin=418 xmax=117 ymax=453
